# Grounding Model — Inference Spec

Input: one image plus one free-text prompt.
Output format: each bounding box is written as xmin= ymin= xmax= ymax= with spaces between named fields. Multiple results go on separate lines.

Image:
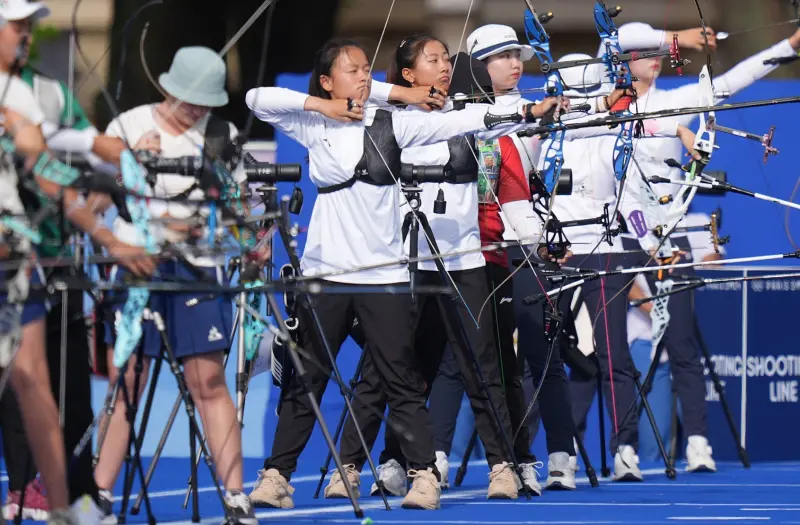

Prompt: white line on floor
xmin=667 ymin=518 xmax=770 ymax=521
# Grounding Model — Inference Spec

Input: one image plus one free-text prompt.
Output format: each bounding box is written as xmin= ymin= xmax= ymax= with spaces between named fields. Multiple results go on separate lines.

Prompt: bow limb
xmin=139 ymin=21 xmax=169 ymax=99
xmin=70 ymin=0 xmax=154 ymax=368
xmin=113 ymin=152 xmax=156 ymax=368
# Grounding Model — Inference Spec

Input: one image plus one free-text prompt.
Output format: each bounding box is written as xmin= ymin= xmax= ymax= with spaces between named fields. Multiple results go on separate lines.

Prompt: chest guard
xmin=318 ymin=109 xmax=401 ymax=194
xmin=444 ymin=135 xmax=478 ymax=183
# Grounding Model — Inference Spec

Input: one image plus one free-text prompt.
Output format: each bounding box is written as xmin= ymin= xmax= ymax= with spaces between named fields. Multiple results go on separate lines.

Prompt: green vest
xmin=20 ymin=67 xmax=94 ymax=258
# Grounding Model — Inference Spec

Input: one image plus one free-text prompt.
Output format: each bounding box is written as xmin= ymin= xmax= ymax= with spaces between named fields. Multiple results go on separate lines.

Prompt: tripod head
xmin=401 ymin=164 xmax=450 ymax=214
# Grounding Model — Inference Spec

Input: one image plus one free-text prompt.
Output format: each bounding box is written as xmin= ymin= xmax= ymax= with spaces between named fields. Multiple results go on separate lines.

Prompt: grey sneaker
xmin=370 ymin=459 xmax=407 ymax=497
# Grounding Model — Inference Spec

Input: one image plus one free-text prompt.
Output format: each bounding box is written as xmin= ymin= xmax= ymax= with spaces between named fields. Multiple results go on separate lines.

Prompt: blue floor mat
xmin=48 ymin=459 xmax=800 ymax=525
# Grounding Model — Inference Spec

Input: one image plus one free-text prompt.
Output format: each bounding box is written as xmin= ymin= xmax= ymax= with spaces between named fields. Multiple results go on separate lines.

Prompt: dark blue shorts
xmin=0 ymin=267 xmax=47 ymax=326
xmin=104 ymin=261 xmax=233 ymax=360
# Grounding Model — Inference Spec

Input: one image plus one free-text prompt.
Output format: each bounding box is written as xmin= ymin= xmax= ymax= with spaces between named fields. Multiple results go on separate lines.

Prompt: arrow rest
xmin=528 ymin=169 xmax=572 ymax=258
xmin=709 ymin=209 xmax=730 ymax=254
xmin=543 ymin=304 xmax=563 ymax=345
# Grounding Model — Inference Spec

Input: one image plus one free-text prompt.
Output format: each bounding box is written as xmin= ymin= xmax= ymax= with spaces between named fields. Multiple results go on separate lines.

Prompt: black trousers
xmin=621 ymin=236 xmax=708 ymax=437
xmin=566 ymin=253 xmax=640 ymax=452
xmin=509 ymin=246 xmax=577 ymax=456
xmin=339 ymin=268 xmax=513 ymax=470
xmin=0 ymin=280 xmax=97 ymax=502
xmin=427 ymin=262 xmax=535 ymax=463
xmin=264 ymin=286 xmax=435 ymax=480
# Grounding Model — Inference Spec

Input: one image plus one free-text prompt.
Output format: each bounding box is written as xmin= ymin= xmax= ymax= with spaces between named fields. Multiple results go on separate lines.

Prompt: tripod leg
xmin=190 ymin=421 xmax=200 ymax=523
xmin=694 ymin=317 xmax=749 ymax=468
xmin=91 ymin=379 xmax=120 ymax=466
xmin=236 ymin=290 xmax=248 ymax=425
xmin=304 ymin=303 xmax=390 ymax=510
xmin=265 ymin=294 xmax=364 ymax=518
xmin=454 ymin=428 xmax=478 ymax=487
xmin=595 ymin=371 xmax=609 ymax=477
xmin=669 ymin=388 xmax=679 ymax=467
xmin=616 ymin=336 xmax=675 ymax=480
xmin=633 ymin=371 xmax=676 ymax=480
xmin=183 ymin=349 xmax=239 ymax=507
xmin=131 ymin=390 xmax=183 ymax=514
xmin=115 ymin=355 xmax=157 ymax=525
xmin=418 ymin=214 xmax=527 ymax=497
xmin=313 ymin=349 xmax=367 ymax=500
xmin=572 ymin=430 xmax=598 ymax=487
xmin=149 ymin=311 xmax=230 ymax=521
xmin=120 ymin=355 xmax=163 ymax=511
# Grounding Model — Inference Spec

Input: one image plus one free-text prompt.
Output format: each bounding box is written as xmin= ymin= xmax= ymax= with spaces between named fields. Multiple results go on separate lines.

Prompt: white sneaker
xmin=572 ymin=439 xmax=581 ymax=472
xmin=96 ymin=490 xmax=116 ymax=525
xmin=46 ymin=508 xmax=77 ymax=525
xmin=569 ymin=455 xmax=578 ymax=473
xmin=370 ymin=459 xmax=407 ymax=497
xmin=70 ymin=496 xmax=102 ymax=525
xmin=435 ymin=451 xmax=450 ymax=490
xmin=546 ymin=452 xmax=576 ymax=490
xmin=518 ymin=462 xmax=543 ymax=496
xmin=613 ymin=445 xmax=643 ymax=482
xmin=686 ymin=435 xmax=717 ymax=473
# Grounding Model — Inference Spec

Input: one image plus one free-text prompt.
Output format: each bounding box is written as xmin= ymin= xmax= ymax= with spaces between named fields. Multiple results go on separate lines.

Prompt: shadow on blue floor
xmin=73 ymin=458 xmax=800 ymax=525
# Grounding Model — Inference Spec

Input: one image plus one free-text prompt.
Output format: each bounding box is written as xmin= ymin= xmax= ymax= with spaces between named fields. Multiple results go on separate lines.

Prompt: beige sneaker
xmin=401 ymin=468 xmax=441 ymax=510
xmin=324 ymin=464 xmax=361 ymax=499
xmin=487 ymin=462 xmax=519 ymax=499
xmin=249 ymin=469 xmax=295 ymax=508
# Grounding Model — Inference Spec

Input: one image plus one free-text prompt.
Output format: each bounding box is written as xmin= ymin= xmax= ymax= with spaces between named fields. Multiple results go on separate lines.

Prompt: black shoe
xmin=224 ymin=492 xmax=257 ymax=525
xmin=97 ymin=490 xmax=117 ymax=525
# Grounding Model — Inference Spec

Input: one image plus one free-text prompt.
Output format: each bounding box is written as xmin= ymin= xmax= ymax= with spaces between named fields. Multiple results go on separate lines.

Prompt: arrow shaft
xmin=519 ymin=96 xmax=800 ymax=136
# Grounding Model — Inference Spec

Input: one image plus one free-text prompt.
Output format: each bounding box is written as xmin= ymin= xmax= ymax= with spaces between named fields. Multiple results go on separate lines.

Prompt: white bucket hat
xmin=467 ymin=24 xmax=534 ymax=62
xmin=158 ymin=46 xmax=229 ymax=107
xmin=0 ymin=0 xmax=50 ymax=23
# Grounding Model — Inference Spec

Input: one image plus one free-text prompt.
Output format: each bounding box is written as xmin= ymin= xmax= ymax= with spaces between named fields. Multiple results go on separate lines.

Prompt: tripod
xmin=273 ymin=195 xmax=388 ymax=511
xmin=565 ymin=275 xmax=675 ymax=479
xmin=454 ymin=422 xmax=599 ymax=488
xmin=400 ymin=183 xmax=530 ymax=496
xmin=454 ymin=289 xmax=600 ymax=489
xmin=74 ymin=278 xmax=233 ymax=523
xmin=127 ymin=185 xmax=383 ymax=517
xmin=693 ymin=314 xmax=749 ymax=468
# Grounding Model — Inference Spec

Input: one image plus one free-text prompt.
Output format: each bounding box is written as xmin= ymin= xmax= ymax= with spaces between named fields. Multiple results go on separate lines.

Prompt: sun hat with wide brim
xmin=158 ymin=46 xmax=229 ymax=108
